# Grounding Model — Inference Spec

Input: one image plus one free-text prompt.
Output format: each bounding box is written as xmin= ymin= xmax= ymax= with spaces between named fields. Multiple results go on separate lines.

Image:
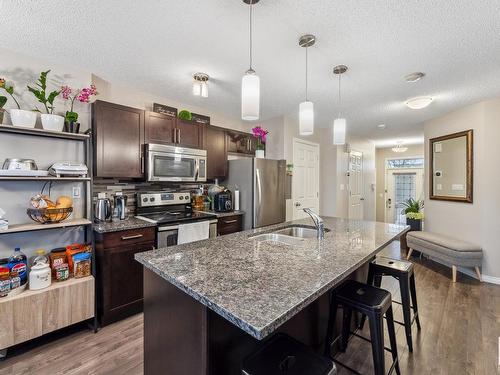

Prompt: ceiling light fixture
xmin=404 ymin=72 xmax=426 ymax=83
xmin=193 ymin=73 xmax=209 ymax=98
xmin=332 ymin=65 xmax=348 ymax=145
xmin=241 ymin=0 xmax=260 ymax=121
xmin=392 ymin=142 xmax=408 ymax=153
xmin=298 ymin=34 xmax=316 ymax=136
xmin=377 ymin=124 xmax=386 ymax=129
xmin=405 ymin=96 xmax=433 ymax=109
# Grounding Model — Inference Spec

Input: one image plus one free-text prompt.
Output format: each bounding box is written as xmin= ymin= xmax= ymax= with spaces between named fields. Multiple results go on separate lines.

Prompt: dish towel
xmin=177 ymin=221 xmax=210 ymax=245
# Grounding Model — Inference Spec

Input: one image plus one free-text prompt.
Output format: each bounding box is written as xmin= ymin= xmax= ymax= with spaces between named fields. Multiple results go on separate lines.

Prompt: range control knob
xmin=143 ymin=197 xmax=148 ymax=203
xmin=179 ymin=196 xmax=184 ymax=200
xmin=185 ymin=195 xmax=190 ymax=200
xmin=150 ymin=197 xmax=155 ymax=202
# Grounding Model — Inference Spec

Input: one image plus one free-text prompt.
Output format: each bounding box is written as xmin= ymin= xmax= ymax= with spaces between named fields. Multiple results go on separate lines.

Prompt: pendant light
xmin=241 ymin=0 xmax=260 ymax=121
xmin=193 ymin=73 xmax=209 ymax=98
xmin=298 ymin=34 xmax=316 ymax=136
xmin=333 ymin=65 xmax=348 ymax=145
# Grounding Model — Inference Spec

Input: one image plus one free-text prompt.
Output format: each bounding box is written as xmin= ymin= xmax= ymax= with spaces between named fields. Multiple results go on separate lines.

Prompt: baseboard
xmin=460 ymin=268 xmax=500 ymax=285
xmin=422 ymin=255 xmax=500 ymax=285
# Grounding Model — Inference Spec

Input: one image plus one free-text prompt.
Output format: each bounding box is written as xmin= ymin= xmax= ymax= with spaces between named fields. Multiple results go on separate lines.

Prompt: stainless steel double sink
xmin=249 ymin=225 xmax=329 ymax=246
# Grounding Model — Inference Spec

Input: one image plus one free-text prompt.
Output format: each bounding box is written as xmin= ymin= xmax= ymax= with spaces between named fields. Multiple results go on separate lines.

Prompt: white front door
xmin=292 ymin=138 xmax=320 ymax=220
xmin=385 ymin=168 xmax=424 ymax=224
xmin=348 ymin=151 xmax=363 ymax=220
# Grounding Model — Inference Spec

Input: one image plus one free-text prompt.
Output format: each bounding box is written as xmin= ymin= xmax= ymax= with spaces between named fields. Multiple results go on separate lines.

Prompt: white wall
xmin=424 ymin=98 xmax=500 ymax=280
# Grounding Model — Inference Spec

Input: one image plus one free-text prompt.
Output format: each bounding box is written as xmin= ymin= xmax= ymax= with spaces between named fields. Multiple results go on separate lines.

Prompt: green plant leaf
xmin=5 ymin=86 xmax=14 ymax=95
xmin=47 ymin=90 xmax=60 ymax=105
xmin=0 ymin=96 xmax=7 ymax=108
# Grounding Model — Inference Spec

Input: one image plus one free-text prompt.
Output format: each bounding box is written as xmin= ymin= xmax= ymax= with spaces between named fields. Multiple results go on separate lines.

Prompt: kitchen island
xmin=135 ymin=217 xmax=408 ymax=375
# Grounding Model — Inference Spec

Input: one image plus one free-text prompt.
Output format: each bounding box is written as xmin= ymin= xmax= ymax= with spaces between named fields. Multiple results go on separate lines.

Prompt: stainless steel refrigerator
xmin=224 ymin=158 xmax=286 ymax=230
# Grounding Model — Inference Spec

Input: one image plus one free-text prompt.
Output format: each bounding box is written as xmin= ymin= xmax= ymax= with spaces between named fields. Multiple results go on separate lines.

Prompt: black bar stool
xmin=360 ymin=256 xmax=421 ymax=352
xmin=324 ymin=280 xmax=400 ymax=375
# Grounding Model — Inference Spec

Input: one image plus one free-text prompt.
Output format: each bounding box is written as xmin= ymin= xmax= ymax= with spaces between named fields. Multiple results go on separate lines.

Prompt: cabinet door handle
xmin=177 ymin=128 xmax=181 ymax=144
xmin=173 ymin=129 xmax=176 ymax=143
xmin=140 ymin=156 xmax=144 ymax=173
xmin=224 ymin=219 xmax=238 ymax=224
xmin=121 ymin=234 xmax=144 ymax=240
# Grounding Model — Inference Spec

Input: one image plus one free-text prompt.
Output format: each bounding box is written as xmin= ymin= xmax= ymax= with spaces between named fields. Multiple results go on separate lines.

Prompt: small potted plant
xmin=60 ymin=84 xmax=98 ymax=133
xmin=252 ymin=126 xmax=268 ymax=158
xmin=28 ymin=70 xmax=64 ymax=131
xmin=401 ymin=198 xmax=424 ymax=231
xmin=0 ymin=78 xmax=37 ymax=127
xmin=178 ymin=110 xmax=192 ymax=121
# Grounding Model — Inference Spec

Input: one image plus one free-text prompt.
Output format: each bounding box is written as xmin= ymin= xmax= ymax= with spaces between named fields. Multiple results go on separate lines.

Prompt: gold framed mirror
xmin=429 ymin=129 xmax=473 ymax=203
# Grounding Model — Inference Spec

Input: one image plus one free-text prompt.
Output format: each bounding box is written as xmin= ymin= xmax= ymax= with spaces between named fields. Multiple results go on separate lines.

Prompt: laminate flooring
xmin=0 ymin=241 xmax=498 ymax=375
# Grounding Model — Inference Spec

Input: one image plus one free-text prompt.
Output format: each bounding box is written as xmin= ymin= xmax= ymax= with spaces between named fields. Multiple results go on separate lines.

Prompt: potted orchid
xmin=60 ymin=84 xmax=98 ymax=133
xmin=252 ymin=126 xmax=268 ymax=159
xmin=0 ymin=78 xmax=37 ymax=128
xmin=27 ymin=70 xmax=64 ymax=131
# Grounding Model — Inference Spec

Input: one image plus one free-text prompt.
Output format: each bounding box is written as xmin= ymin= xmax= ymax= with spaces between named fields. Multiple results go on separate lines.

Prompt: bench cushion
xmin=407 ymin=231 xmax=482 ymax=252
xmin=407 ymin=231 xmax=482 ymax=267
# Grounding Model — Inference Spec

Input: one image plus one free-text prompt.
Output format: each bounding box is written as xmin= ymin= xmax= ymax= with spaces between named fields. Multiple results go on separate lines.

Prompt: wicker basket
xmin=27 ymin=207 xmax=73 ymax=224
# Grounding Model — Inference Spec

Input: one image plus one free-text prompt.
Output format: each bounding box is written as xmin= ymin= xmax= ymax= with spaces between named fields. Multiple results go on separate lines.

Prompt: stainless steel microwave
xmin=146 ymin=144 xmax=207 ymax=182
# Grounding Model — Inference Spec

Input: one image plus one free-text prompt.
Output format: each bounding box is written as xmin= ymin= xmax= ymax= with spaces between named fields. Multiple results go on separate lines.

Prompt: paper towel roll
xmin=234 ymin=190 xmax=240 ymax=211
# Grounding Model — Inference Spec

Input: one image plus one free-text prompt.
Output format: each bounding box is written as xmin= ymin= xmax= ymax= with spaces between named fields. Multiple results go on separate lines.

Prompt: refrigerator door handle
xmin=255 ymin=168 xmax=262 ymax=223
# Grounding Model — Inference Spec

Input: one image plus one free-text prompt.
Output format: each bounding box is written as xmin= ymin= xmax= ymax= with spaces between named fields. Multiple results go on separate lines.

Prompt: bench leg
xmin=474 ymin=266 xmax=482 ymax=282
xmin=406 ymin=248 xmax=413 ymax=260
xmin=452 ymin=265 xmax=457 ymax=282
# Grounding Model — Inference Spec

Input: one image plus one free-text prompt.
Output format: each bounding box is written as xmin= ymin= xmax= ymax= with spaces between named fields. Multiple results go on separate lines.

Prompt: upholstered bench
xmin=406 ymin=231 xmax=483 ymax=282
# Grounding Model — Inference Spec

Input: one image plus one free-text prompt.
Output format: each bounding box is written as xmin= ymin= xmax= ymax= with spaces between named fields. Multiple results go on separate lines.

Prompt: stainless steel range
xmin=135 ymin=192 xmax=217 ymax=248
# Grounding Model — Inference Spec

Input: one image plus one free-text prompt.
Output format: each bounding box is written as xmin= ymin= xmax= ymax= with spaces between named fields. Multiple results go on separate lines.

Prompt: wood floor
xmin=0 ymin=242 xmax=499 ymax=375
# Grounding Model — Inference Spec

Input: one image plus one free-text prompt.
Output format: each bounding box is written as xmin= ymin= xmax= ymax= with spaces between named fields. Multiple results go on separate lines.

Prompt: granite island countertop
xmin=93 ymin=216 xmax=157 ymax=233
xmin=135 ymin=217 xmax=408 ymax=340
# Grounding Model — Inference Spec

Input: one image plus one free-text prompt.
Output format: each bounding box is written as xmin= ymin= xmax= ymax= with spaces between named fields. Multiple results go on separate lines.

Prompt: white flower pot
xmin=255 ymin=149 xmax=265 ymax=159
xmin=10 ymin=109 xmax=37 ymax=128
xmin=41 ymin=114 xmax=64 ymax=132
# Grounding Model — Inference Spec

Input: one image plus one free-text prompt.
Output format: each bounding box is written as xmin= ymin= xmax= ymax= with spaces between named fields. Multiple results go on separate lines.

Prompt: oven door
xmin=148 ymin=150 xmax=198 ymax=182
xmin=157 ymin=225 xmax=179 ymax=248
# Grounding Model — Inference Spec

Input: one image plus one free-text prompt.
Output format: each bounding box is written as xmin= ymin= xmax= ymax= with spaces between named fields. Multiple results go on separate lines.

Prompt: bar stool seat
xmin=324 ymin=280 xmax=400 ymax=375
xmin=361 ymin=256 xmax=421 ymax=352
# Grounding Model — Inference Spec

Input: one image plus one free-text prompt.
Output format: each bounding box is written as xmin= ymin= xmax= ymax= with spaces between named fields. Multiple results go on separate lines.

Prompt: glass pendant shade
xmin=192 ymin=81 xmax=201 ymax=96
xmin=241 ymin=71 xmax=260 ymax=121
xmin=299 ymin=101 xmax=314 ymax=135
xmin=201 ymin=82 xmax=208 ymax=98
xmin=333 ymin=118 xmax=346 ymax=145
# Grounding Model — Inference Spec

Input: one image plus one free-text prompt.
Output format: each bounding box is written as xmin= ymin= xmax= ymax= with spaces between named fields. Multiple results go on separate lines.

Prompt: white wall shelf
xmin=0 ymin=219 xmax=92 ymax=235
xmin=0 ymin=176 xmax=91 ymax=181
xmin=0 ymin=124 xmax=90 ymax=141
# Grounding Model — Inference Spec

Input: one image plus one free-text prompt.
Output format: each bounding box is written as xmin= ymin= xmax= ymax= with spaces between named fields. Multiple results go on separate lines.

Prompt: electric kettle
xmin=94 ymin=193 xmax=112 ymax=223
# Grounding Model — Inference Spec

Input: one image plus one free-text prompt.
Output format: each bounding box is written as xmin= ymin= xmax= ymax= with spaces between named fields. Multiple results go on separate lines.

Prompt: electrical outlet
xmin=72 ymin=186 xmax=81 ymax=199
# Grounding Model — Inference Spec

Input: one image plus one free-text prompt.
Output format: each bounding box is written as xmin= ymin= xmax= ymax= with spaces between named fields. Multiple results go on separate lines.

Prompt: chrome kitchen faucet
xmin=303 ymin=208 xmax=325 ymax=239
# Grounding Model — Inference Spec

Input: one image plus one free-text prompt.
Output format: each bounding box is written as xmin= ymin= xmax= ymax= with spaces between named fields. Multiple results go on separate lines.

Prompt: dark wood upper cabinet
xmin=176 ymin=119 xmax=204 ymax=149
xmin=204 ymin=125 xmax=228 ymax=180
xmin=92 ymin=100 xmax=145 ymax=178
xmin=144 ymin=111 xmax=175 ymax=145
xmin=226 ymin=129 xmax=256 ymax=156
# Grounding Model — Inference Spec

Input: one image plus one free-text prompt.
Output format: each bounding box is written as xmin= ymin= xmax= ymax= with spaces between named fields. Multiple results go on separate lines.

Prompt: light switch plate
xmin=72 ymin=186 xmax=81 ymax=198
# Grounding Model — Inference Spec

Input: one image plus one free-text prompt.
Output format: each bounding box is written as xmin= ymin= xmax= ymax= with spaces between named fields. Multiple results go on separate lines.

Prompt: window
xmin=386 ymin=158 xmax=424 ymax=169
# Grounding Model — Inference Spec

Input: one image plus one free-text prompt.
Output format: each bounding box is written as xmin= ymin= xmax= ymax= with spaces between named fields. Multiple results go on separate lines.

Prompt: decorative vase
xmin=10 ymin=109 xmax=37 ymax=128
xmin=255 ymin=149 xmax=265 ymax=159
xmin=406 ymin=218 xmax=422 ymax=231
xmin=41 ymin=114 xmax=64 ymax=132
xmin=64 ymin=121 xmax=80 ymax=134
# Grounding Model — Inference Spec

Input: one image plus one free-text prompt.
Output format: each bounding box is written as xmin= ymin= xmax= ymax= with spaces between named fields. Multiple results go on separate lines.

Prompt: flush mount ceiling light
xmin=392 ymin=142 xmax=408 ymax=153
xmin=298 ymin=34 xmax=316 ymax=136
xmin=405 ymin=96 xmax=433 ymax=109
xmin=404 ymin=72 xmax=426 ymax=83
xmin=377 ymin=124 xmax=386 ymax=129
xmin=193 ymin=73 xmax=209 ymax=98
xmin=332 ymin=65 xmax=348 ymax=145
xmin=241 ymin=0 xmax=260 ymax=121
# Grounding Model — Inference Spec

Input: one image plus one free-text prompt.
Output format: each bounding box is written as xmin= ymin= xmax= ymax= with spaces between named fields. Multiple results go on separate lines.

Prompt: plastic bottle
xmin=8 ymin=247 xmax=28 ymax=285
xmin=31 ymin=249 xmax=49 ymax=267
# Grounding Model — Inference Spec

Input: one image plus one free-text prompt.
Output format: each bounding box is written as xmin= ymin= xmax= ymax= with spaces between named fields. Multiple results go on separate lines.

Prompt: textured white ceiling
xmin=1 ymin=0 xmax=500 ymax=144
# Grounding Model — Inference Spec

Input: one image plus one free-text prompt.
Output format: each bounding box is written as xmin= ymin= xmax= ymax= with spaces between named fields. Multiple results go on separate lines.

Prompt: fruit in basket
xmin=30 ymin=194 xmax=55 ymax=209
xmin=56 ymin=196 xmax=73 ymax=209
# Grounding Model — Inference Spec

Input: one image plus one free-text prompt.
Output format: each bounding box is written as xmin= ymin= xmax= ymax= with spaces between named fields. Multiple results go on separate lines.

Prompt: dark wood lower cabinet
xmin=217 ymin=214 xmax=243 ymax=236
xmin=95 ymin=227 xmax=155 ymax=326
